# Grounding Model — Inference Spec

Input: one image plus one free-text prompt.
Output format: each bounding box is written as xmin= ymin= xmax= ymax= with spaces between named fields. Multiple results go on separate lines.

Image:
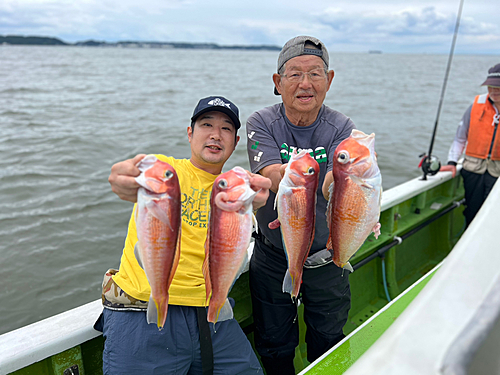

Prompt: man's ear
xmin=187 ymin=126 xmax=192 ymax=143
xmin=273 ymin=73 xmax=282 ymax=95
xmin=326 ymin=70 xmax=335 ymax=91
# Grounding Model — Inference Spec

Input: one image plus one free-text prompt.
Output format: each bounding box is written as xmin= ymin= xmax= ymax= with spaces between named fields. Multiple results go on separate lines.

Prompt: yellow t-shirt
xmin=112 ymin=155 xmax=217 ymax=307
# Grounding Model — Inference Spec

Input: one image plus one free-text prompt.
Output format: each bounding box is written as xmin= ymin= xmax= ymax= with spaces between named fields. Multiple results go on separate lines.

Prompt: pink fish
xmin=327 ymin=130 xmax=382 ymax=272
xmin=135 ymin=155 xmax=181 ymax=330
xmin=269 ymin=150 xmax=319 ymax=299
xmin=203 ymin=167 xmax=256 ymax=324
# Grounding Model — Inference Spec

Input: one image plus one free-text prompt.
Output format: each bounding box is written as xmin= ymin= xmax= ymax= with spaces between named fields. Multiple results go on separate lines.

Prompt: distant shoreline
xmin=0 ymin=35 xmax=281 ymax=51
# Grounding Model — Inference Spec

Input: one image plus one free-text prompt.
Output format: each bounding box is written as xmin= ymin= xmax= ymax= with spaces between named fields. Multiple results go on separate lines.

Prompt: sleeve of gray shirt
xmin=246 ymin=109 xmax=282 ymax=174
xmin=448 ymin=105 xmax=472 ymax=164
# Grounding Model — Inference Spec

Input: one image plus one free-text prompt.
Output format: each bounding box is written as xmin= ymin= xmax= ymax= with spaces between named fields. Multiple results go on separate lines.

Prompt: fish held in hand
xmin=270 ymin=149 xmax=319 ymax=299
xmin=203 ymin=167 xmax=257 ymax=325
xmin=134 ymin=155 xmax=181 ymax=330
xmin=327 ymin=130 xmax=382 ymax=273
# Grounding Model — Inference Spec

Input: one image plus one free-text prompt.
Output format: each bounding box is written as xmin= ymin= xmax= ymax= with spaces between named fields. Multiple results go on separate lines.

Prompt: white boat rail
xmin=343 ymin=177 xmax=500 ymax=375
xmin=0 ymin=169 xmax=458 ymax=374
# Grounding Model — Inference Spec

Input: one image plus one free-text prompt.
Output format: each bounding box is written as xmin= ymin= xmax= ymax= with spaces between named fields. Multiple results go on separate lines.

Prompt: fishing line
xmin=420 ymin=0 xmax=465 ymax=180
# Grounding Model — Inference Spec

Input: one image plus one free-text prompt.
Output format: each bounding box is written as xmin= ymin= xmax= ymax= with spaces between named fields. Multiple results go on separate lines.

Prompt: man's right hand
xmin=108 ymin=154 xmax=146 ymax=202
xmin=259 ymin=163 xmax=287 ymax=193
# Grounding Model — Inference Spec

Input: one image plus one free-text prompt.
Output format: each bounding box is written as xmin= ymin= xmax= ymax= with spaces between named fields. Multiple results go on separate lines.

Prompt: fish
xmin=203 ymin=166 xmax=257 ymax=324
xmin=326 ymin=129 xmax=382 ymax=273
xmin=134 ymin=155 xmax=181 ymax=330
xmin=269 ymin=149 xmax=319 ymax=299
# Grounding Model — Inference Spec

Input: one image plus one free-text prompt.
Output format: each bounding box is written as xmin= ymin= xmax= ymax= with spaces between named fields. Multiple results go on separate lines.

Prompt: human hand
xmin=108 ymin=154 xmax=147 ymax=202
xmin=247 ymin=172 xmax=272 ymax=211
xmin=280 ymin=163 xmax=287 ymax=178
xmin=439 ymin=165 xmax=456 ymax=178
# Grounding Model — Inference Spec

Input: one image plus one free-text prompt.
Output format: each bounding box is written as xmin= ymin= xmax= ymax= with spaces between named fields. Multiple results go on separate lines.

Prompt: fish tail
xmin=202 ymin=237 xmax=212 ymax=305
xmin=372 ymin=222 xmax=381 ymax=239
xmin=341 ymin=262 xmax=354 ymax=274
xmin=146 ymin=294 xmax=169 ymax=330
xmin=217 ymin=299 xmax=234 ymax=323
xmin=207 ymin=299 xmax=233 ymax=324
xmin=282 ymin=269 xmax=295 ymax=297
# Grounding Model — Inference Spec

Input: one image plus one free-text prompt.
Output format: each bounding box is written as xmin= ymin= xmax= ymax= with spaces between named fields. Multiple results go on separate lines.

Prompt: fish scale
xmin=134 ymin=155 xmax=181 ymax=330
xmin=327 ymin=130 xmax=382 ymax=272
xmin=273 ymin=149 xmax=319 ymax=299
xmin=203 ymin=167 xmax=257 ymax=325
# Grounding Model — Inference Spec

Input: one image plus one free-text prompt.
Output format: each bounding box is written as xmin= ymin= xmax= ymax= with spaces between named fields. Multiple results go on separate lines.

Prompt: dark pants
xmin=461 ymin=169 xmax=498 ymax=227
xmin=96 ymin=305 xmax=262 ymax=375
xmin=249 ymin=238 xmax=351 ymax=375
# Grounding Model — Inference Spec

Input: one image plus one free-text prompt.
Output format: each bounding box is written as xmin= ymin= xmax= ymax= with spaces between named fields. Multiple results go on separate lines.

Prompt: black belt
xmin=196 ymin=307 xmax=213 ymax=375
xmin=252 ymin=231 xmax=283 ymax=252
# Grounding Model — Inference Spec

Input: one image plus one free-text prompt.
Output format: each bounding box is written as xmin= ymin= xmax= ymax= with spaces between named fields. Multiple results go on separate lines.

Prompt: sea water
xmin=0 ymin=46 xmax=498 ymax=334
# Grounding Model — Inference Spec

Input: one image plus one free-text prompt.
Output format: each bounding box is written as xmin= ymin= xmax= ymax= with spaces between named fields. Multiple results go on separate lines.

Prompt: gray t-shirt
xmin=246 ymin=103 xmax=356 ymax=255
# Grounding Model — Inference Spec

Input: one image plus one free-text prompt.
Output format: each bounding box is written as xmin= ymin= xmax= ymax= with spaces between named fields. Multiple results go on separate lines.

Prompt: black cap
xmin=481 ymin=63 xmax=500 ymax=87
xmin=191 ymin=96 xmax=241 ymax=130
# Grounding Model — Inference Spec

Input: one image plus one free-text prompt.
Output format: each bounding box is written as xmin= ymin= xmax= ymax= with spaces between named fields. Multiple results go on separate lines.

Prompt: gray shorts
xmin=99 ymin=304 xmax=262 ymax=375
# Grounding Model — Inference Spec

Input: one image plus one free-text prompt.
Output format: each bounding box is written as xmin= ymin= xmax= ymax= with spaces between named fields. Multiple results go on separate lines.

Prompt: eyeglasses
xmin=281 ymin=69 xmax=327 ymax=82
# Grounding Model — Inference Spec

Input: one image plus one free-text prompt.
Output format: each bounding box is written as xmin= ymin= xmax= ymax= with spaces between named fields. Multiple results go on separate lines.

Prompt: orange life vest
xmin=465 ymin=94 xmax=500 ymax=160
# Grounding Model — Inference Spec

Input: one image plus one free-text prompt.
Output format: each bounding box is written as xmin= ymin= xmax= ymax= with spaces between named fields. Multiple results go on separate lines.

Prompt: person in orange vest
xmin=441 ymin=63 xmax=500 ymax=226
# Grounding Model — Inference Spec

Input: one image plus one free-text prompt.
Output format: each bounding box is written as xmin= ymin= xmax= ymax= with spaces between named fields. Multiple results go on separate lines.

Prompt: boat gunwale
xmin=0 ymin=168 xmax=459 ymax=374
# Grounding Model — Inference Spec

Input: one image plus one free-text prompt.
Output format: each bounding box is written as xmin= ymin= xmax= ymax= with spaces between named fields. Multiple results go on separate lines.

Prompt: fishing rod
xmin=419 ymin=0 xmax=465 ymax=180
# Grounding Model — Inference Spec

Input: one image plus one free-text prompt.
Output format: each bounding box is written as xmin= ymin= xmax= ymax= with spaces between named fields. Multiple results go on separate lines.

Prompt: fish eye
xmin=218 ymin=179 xmax=228 ymax=189
xmin=164 ymin=170 xmax=174 ymax=179
xmin=303 ymin=167 xmax=315 ymax=175
xmin=337 ymin=151 xmax=350 ymax=164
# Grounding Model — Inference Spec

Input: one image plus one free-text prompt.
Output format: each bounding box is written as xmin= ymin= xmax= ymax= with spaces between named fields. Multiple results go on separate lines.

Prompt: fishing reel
xmin=419 ymin=153 xmax=441 ymax=180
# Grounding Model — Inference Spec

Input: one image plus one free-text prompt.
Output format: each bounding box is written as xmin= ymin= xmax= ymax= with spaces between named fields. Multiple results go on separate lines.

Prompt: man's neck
xmin=283 ymin=106 xmax=321 ymax=127
xmin=189 ymin=158 xmax=222 ymax=175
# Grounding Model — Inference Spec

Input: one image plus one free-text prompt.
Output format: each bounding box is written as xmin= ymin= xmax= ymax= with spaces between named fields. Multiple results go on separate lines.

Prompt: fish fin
xmin=252 ymin=212 xmax=258 ymax=234
xmin=168 ymin=226 xmax=181 ymax=287
xmin=350 ymin=175 xmax=373 ymax=189
xmin=231 ymin=249 xmax=252 ymax=293
xmin=202 ymin=228 xmax=212 ymax=305
xmin=282 ymin=269 xmax=293 ymax=295
xmin=242 ymin=188 xmax=258 ymax=209
xmin=134 ymin=155 xmax=158 ymax=188
xmin=134 ymin=243 xmax=144 ymax=269
xmin=343 ymin=262 xmax=354 ymax=273
xmin=145 ymin=199 xmax=171 ymax=225
xmin=326 ymin=181 xmax=334 ymax=230
xmin=326 ymin=237 xmax=333 ymax=253
xmin=147 ymin=295 xmax=160 ymax=328
xmin=268 ymin=218 xmax=281 ymax=230
xmin=216 ymin=299 xmax=234 ymax=323
xmin=372 ymin=222 xmax=381 ymax=239
xmin=150 ymin=295 xmax=169 ymax=330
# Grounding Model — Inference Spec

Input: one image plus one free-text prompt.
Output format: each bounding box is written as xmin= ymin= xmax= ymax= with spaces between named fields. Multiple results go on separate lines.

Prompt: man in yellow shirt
xmin=97 ymin=96 xmax=271 ymax=374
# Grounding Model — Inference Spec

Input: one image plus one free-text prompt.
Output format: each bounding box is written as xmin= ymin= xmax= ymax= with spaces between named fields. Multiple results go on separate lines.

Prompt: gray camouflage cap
xmin=274 ymin=36 xmax=329 ymax=95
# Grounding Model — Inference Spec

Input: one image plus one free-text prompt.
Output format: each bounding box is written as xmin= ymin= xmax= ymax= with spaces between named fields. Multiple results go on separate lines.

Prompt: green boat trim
xmin=342 ymin=177 xmax=500 ymax=375
xmin=299 ymin=262 xmax=441 ymax=374
xmin=0 ymin=166 xmax=466 ymax=375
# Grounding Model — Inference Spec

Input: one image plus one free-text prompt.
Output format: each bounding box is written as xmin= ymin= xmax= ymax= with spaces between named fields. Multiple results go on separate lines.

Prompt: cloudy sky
xmin=1 ymin=0 xmax=498 ymax=54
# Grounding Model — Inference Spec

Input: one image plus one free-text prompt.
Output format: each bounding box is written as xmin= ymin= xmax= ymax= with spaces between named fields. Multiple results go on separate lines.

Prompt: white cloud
xmin=310 ymin=6 xmax=498 ymax=53
xmin=0 ymin=0 xmax=498 ymax=54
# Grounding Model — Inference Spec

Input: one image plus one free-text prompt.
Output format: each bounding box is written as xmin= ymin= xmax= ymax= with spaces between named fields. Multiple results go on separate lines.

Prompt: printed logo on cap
xmin=208 ymin=98 xmax=231 ymax=109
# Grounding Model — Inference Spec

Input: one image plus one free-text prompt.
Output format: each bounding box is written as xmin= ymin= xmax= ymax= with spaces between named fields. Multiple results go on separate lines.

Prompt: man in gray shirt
xmin=246 ymin=36 xmax=356 ymax=375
